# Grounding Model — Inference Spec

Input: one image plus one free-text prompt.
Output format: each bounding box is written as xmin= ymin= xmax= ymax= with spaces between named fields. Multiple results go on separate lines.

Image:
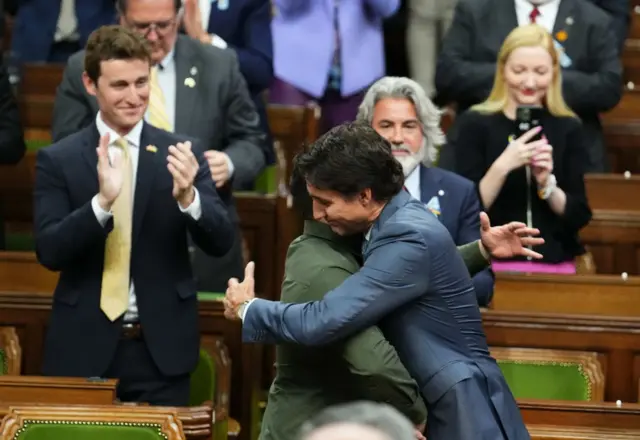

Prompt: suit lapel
xmin=132 ymin=123 xmax=162 ymax=245
xmin=173 ymin=36 xmax=201 ymax=134
xmin=552 ymin=0 xmax=577 ymax=56
xmin=419 ymin=166 xmax=444 ymax=221
xmin=496 ymin=0 xmax=518 ymax=40
xmin=81 ymin=123 xmax=101 ymax=183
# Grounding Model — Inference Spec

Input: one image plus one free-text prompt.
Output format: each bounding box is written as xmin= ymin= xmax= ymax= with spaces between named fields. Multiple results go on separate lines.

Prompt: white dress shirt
xmin=514 ymin=0 xmax=561 ymax=33
xmin=404 ymin=166 xmax=421 ymax=201
xmin=91 ymin=112 xmax=203 ymax=322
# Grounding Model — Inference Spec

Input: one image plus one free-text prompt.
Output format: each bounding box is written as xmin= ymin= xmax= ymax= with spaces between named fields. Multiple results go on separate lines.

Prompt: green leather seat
xmin=0 ymin=348 xmax=6 ymax=375
xmin=189 ymin=348 xmax=216 ymax=407
xmin=11 ymin=421 xmax=168 ymax=440
xmin=498 ymin=360 xmax=593 ymax=401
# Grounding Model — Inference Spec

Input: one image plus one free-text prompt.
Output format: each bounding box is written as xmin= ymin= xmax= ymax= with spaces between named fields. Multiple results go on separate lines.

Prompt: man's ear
xmin=358 ymin=188 xmax=373 ymax=206
xmin=82 ymin=71 xmax=97 ymax=97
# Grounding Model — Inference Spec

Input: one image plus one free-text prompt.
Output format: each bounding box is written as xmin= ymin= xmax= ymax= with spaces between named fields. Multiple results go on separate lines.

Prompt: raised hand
xmin=96 ymin=133 xmax=124 ymax=211
xmin=223 ymin=261 xmax=256 ymax=320
xmin=167 ymin=141 xmax=199 ymax=208
xmin=479 ymin=212 xmax=545 ymax=260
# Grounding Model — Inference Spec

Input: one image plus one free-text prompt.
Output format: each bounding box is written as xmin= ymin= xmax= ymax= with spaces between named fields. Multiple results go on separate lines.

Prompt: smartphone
xmin=515 ymin=105 xmax=544 ymax=141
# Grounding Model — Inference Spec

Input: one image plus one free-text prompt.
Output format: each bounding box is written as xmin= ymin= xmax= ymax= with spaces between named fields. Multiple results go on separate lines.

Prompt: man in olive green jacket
xmin=258 ymin=174 xmax=523 ymax=440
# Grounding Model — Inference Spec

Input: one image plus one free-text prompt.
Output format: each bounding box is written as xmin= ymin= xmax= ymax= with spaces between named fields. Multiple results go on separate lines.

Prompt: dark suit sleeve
xmin=226 ymin=0 xmax=273 ymax=92
xmin=455 ymin=183 xmax=494 ymax=307
xmin=222 ymin=52 xmax=266 ymax=188
xmin=186 ymin=141 xmax=235 ymax=257
xmin=304 ymin=266 xmax=427 ymax=425
xmin=435 ymin=0 xmax=496 ymax=105
xmin=593 ymin=0 xmax=629 ymax=53
xmin=243 ymin=225 xmax=430 ymax=345
xmin=51 ymin=53 xmax=95 ymax=142
xmin=34 ymin=148 xmax=112 ymax=271
xmin=0 ymin=63 xmax=26 ymax=164
xmin=556 ymin=120 xmax=592 ymax=231
xmin=561 ymin=20 xmax=622 ymax=114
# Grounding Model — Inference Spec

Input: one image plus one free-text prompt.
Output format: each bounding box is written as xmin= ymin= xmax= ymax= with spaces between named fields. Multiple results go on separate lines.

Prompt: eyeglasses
xmin=125 ymin=18 xmax=176 ymax=36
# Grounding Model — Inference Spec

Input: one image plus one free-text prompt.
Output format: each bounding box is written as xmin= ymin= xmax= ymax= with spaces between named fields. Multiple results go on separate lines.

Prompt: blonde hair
xmin=472 ymin=24 xmax=575 ymax=117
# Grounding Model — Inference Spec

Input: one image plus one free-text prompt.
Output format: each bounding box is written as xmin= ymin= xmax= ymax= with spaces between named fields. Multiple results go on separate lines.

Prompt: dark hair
xmin=290 ymin=163 xmax=314 ymax=220
xmin=84 ymin=25 xmax=152 ymax=83
xmin=116 ymin=0 xmax=182 ymax=14
xmin=293 ymin=122 xmax=404 ymax=202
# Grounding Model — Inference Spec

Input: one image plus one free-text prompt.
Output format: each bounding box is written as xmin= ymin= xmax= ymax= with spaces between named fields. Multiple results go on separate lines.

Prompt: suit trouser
xmin=407 ymin=8 xmax=455 ymax=97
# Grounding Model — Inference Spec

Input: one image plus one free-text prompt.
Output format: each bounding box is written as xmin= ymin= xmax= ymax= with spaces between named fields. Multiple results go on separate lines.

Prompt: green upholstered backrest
xmin=253 ymin=165 xmax=276 ymax=194
xmin=0 ymin=348 xmax=6 ymax=375
xmin=197 ymin=292 xmax=225 ymax=302
xmin=189 ymin=348 xmax=216 ymax=406
xmin=26 ymin=140 xmax=50 ymax=151
xmin=498 ymin=360 xmax=592 ymax=401
xmin=13 ymin=421 xmax=166 ymax=440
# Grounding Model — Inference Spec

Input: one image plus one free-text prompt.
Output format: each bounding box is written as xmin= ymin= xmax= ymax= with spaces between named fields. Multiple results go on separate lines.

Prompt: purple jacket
xmin=272 ymin=0 xmax=399 ymax=97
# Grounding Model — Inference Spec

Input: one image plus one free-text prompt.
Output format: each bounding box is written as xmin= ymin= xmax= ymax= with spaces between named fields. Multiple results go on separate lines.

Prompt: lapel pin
xmin=146 ymin=145 xmax=157 ymax=153
xmin=184 ymin=77 xmax=196 ymax=88
xmin=566 ymin=16 xmax=573 ymax=25
xmin=438 ymin=190 xmax=445 ymax=196
xmin=190 ymin=66 xmax=198 ymax=76
xmin=218 ymin=0 xmax=229 ymax=10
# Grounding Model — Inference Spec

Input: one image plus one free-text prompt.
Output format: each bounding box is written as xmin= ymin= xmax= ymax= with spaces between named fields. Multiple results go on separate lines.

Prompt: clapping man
xmin=34 ymin=25 xmax=233 ymax=406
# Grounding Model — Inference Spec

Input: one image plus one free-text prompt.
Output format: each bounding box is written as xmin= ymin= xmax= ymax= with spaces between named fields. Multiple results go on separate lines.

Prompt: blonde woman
xmin=454 ymin=24 xmax=592 ymax=274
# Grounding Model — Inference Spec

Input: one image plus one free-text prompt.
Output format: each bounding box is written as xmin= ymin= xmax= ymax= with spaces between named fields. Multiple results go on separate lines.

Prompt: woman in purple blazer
xmin=270 ymin=0 xmax=399 ymax=133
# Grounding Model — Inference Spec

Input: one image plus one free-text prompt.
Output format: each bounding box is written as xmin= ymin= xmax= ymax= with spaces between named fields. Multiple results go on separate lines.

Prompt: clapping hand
xmin=223 ymin=262 xmax=256 ymax=320
xmin=96 ymin=133 xmax=124 ymax=211
xmin=480 ymin=212 xmax=545 ymax=260
xmin=204 ymin=150 xmax=231 ymax=188
xmin=167 ymin=141 xmax=198 ymax=208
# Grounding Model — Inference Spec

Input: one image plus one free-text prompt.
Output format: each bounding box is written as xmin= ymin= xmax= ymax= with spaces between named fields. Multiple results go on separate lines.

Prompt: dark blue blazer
xmin=10 ymin=0 xmax=116 ymax=63
xmin=35 ymin=122 xmax=234 ymax=378
xmin=206 ymin=0 xmax=274 ymax=164
xmin=243 ymin=191 xmax=530 ymax=440
xmin=590 ymin=0 xmax=629 ymax=53
xmin=419 ymin=166 xmax=494 ymax=306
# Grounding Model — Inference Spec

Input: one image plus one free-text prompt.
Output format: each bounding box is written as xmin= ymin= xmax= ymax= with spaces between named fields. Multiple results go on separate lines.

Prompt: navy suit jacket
xmin=419 ymin=166 xmax=494 ymax=306
xmin=243 ymin=190 xmax=528 ymax=439
xmin=10 ymin=0 xmax=116 ymax=63
xmin=590 ymin=0 xmax=629 ymax=53
xmin=206 ymin=0 xmax=274 ymax=164
xmin=34 ymin=122 xmax=234 ymax=378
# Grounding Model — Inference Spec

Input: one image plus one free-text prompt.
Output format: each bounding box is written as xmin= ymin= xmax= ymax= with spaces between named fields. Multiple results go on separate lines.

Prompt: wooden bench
xmin=0 ymin=403 xmax=214 ymax=440
xmin=585 ymin=173 xmax=640 ymax=212
xmin=0 ymin=252 xmax=57 ymax=292
xmin=483 ymin=310 xmax=640 ymax=402
xmin=520 ymin=399 xmax=640 ymax=430
xmin=527 ymin=424 xmax=640 ymax=439
xmin=493 ymin=273 xmax=640 ymax=317
xmin=0 ymin=375 xmax=117 ymax=404
xmin=0 ymin=327 xmax=20 ymax=375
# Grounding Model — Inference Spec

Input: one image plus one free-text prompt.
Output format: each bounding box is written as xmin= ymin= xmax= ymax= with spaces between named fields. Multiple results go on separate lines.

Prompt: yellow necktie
xmin=148 ymin=66 xmax=172 ymax=131
xmin=100 ymin=138 xmax=133 ymax=322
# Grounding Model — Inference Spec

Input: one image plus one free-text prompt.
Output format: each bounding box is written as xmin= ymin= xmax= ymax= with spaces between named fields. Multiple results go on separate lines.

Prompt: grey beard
xmin=392 ymin=143 xmax=427 ymax=177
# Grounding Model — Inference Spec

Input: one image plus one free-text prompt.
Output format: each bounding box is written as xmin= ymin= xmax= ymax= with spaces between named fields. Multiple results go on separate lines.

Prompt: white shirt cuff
xmin=178 ymin=188 xmax=203 ymax=220
xmin=210 ymin=34 xmax=228 ymax=49
xmin=91 ymin=195 xmax=113 ymax=227
xmin=224 ymin=152 xmax=235 ymax=178
xmin=240 ymin=298 xmax=257 ymax=321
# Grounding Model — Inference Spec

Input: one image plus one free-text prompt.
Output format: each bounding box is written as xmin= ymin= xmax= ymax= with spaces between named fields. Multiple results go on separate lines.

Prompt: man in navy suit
xmin=224 ymin=123 xmax=540 ymax=440
xmin=357 ymin=76 xmax=494 ymax=306
xmin=34 ymin=25 xmax=233 ymax=406
xmin=10 ymin=0 xmax=116 ymax=63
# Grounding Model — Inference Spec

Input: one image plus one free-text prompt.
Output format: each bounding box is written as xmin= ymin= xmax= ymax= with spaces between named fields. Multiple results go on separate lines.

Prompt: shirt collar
xmin=95 ymin=112 xmax=143 ymax=148
xmin=156 ymin=47 xmax=176 ymax=70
